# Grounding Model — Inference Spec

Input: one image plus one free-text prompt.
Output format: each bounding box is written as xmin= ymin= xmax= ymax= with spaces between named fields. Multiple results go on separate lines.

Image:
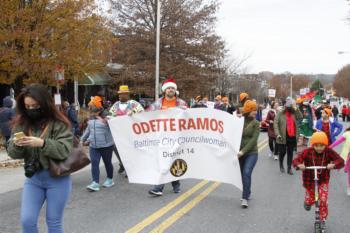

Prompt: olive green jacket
xmin=274 ymin=108 xmax=302 ymax=145
xmin=240 ymin=118 xmax=260 ymax=155
xmin=7 ymin=121 xmax=73 ymax=169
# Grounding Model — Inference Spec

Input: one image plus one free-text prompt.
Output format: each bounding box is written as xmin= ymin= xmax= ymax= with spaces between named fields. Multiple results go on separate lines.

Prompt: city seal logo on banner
xmin=170 ymin=159 xmax=188 ymax=177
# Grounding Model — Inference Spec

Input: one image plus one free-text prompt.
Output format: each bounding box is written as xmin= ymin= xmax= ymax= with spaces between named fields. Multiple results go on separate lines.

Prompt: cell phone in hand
xmin=14 ymin=132 xmax=25 ymax=140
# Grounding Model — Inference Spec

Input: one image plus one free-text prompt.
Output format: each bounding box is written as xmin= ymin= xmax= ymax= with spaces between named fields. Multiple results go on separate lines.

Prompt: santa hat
xmin=162 ymin=77 xmax=177 ymax=92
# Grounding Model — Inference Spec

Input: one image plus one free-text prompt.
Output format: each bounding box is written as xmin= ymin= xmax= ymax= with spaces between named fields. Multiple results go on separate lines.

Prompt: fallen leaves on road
xmin=0 ymin=159 xmax=24 ymax=168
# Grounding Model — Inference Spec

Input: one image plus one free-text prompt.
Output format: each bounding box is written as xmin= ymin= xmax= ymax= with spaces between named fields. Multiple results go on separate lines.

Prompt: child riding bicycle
xmin=292 ymin=132 xmax=344 ymax=224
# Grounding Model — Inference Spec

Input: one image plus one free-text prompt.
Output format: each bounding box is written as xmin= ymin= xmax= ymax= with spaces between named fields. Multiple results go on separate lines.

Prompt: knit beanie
xmin=243 ymin=100 xmax=257 ymax=114
xmin=310 ymin=132 xmax=329 ymax=146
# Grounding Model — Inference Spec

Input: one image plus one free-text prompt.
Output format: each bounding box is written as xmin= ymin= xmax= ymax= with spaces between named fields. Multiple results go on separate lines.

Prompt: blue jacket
xmin=315 ymin=119 xmax=343 ymax=144
xmin=81 ymin=118 xmax=114 ymax=148
xmin=0 ymin=97 xmax=15 ymax=137
xmin=65 ymin=106 xmax=78 ymax=135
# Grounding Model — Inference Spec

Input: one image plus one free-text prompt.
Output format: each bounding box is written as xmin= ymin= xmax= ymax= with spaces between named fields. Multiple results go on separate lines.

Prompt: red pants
xmin=305 ymin=183 xmax=329 ymax=221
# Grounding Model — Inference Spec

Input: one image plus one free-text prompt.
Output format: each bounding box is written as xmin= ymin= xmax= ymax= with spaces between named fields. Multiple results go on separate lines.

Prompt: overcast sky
xmin=216 ymin=0 xmax=350 ymax=74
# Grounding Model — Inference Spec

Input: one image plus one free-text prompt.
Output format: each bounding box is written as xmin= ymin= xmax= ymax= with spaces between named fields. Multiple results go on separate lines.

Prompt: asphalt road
xmin=1 ymin=128 xmax=350 ymax=233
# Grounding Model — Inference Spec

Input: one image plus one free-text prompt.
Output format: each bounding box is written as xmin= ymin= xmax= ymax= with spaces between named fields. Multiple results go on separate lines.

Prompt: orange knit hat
xmin=243 ymin=100 xmax=257 ymax=114
xmin=310 ymin=132 xmax=329 ymax=146
xmin=89 ymin=96 xmax=103 ymax=109
xmin=239 ymin=92 xmax=249 ymax=102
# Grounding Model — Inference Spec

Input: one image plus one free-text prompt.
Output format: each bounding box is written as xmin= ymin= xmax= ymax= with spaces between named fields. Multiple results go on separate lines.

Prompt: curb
xmin=0 ymin=159 xmax=24 ymax=168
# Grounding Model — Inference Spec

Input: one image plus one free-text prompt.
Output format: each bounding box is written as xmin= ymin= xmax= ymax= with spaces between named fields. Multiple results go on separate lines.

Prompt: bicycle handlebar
xmin=305 ymin=166 xmax=327 ymax=170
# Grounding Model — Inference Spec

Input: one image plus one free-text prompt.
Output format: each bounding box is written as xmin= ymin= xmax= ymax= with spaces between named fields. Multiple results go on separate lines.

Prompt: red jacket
xmin=342 ymin=107 xmax=347 ymax=115
xmin=347 ymin=107 xmax=350 ymax=115
xmin=292 ymin=147 xmax=344 ymax=189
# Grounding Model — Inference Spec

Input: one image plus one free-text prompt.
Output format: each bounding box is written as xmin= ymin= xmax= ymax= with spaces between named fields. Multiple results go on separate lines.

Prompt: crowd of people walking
xmin=0 ymin=78 xmax=349 ymax=232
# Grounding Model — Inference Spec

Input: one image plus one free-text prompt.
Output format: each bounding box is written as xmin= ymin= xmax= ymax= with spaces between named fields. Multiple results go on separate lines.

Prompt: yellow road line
xmin=258 ymin=141 xmax=269 ymax=152
xmin=150 ymin=143 xmax=269 ymax=233
xmin=125 ymin=180 xmax=209 ymax=233
xmin=257 ymin=138 xmax=268 ymax=148
xmin=126 ymin=140 xmax=269 ymax=233
xmin=149 ymin=182 xmax=221 ymax=233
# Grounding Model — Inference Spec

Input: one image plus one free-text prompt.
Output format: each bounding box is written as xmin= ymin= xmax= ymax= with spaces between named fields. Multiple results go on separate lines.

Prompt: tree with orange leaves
xmin=0 ymin=0 xmax=114 ymax=86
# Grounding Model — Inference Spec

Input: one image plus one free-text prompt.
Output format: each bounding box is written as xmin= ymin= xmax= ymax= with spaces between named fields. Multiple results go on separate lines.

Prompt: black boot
xmin=280 ymin=167 xmax=285 ymax=173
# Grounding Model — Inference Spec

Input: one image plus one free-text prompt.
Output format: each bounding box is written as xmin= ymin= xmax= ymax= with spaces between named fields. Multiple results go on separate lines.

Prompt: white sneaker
xmin=268 ymin=152 xmax=273 ymax=158
xmin=347 ymin=187 xmax=350 ymax=196
xmin=241 ymin=199 xmax=248 ymax=208
xmin=274 ymin=155 xmax=278 ymax=161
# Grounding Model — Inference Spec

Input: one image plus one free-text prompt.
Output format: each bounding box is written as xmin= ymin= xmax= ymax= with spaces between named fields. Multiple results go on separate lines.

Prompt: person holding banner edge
xmin=237 ymin=100 xmax=260 ymax=208
xmin=148 ymin=77 xmax=188 ymax=196
xmin=109 ymin=85 xmax=144 ymax=175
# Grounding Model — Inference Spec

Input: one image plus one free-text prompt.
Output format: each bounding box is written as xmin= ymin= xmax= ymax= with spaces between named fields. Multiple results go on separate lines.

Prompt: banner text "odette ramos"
xmin=132 ymin=118 xmax=224 ymax=134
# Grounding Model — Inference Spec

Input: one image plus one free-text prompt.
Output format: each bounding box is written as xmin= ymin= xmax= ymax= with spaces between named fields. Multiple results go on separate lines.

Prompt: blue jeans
xmin=239 ymin=153 xmax=258 ymax=199
xmin=89 ymin=146 xmax=114 ymax=183
xmin=153 ymin=181 xmax=180 ymax=192
xmin=21 ymin=170 xmax=71 ymax=233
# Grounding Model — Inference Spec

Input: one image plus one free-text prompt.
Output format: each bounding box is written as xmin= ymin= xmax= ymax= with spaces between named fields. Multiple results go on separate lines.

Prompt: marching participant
xmin=148 ymin=77 xmax=188 ymax=196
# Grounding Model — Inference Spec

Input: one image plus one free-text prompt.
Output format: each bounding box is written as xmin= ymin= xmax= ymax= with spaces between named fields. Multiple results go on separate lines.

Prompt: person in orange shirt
xmin=148 ymin=77 xmax=187 ymax=196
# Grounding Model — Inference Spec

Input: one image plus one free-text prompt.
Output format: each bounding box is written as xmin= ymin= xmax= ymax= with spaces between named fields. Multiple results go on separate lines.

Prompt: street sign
xmin=54 ymin=94 xmax=62 ymax=105
xmin=268 ymin=89 xmax=276 ymax=98
xmin=54 ymin=65 xmax=65 ymax=83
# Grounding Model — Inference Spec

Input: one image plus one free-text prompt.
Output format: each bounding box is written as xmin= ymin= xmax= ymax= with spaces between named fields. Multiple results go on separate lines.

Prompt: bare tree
xmin=108 ymin=0 xmax=226 ymax=99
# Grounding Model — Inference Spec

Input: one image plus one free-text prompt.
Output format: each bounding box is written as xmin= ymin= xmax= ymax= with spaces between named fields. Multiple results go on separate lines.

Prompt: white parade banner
xmin=268 ymin=89 xmax=276 ymax=97
xmin=109 ymin=108 xmax=244 ymax=190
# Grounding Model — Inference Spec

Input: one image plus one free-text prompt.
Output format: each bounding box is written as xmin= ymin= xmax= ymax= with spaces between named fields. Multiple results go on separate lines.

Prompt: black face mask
xmin=286 ymin=107 xmax=294 ymax=113
xmin=26 ymin=108 xmax=42 ymax=121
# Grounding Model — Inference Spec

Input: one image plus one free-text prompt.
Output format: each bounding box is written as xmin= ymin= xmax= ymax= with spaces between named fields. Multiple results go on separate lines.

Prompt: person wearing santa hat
xmin=148 ymin=77 xmax=188 ymax=196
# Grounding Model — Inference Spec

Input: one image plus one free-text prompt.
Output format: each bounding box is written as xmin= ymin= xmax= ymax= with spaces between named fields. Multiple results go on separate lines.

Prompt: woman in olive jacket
xmin=8 ymin=84 xmax=73 ymax=233
xmin=237 ymin=100 xmax=260 ymax=208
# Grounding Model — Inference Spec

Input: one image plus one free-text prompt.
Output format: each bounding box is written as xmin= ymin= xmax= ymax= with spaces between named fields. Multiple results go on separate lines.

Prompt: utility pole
xmin=155 ymin=0 xmax=161 ymax=101
xmin=290 ymin=75 xmax=293 ymax=97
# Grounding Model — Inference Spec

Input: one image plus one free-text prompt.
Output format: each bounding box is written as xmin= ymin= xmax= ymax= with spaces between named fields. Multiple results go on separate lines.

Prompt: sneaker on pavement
xmin=173 ymin=187 xmax=181 ymax=194
xmin=87 ymin=182 xmax=100 ymax=192
xmin=274 ymin=155 xmax=278 ymax=160
xmin=304 ymin=202 xmax=311 ymax=211
xmin=241 ymin=199 xmax=248 ymax=208
xmin=148 ymin=189 xmax=163 ymax=196
xmin=102 ymin=178 xmax=115 ymax=188
xmin=347 ymin=187 xmax=350 ymax=196
xmin=321 ymin=220 xmax=326 ymax=231
xmin=268 ymin=152 xmax=273 ymax=158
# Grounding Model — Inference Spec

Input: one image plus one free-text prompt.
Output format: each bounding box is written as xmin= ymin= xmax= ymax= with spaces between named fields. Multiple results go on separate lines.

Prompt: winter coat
xmin=315 ymin=119 xmax=343 ymax=144
xmin=65 ymin=106 xmax=79 ymax=136
xmin=274 ymin=108 xmax=302 ymax=145
xmin=332 ymin=107 xmax=339 ymax=117
xmin=266 ymin=110 xmax=276 ymax=138
xmin=81 ymin=117 xmax=114 ymax=148
xmin=240 ymin=117 xmax=260 ymax=156
xmin=8 ymin=121 xmax=73 ymax=169
xmin=147 ymin=97 xmax=188 ymax=111
xmin=0 ymin=97 xmax=15 ymax=137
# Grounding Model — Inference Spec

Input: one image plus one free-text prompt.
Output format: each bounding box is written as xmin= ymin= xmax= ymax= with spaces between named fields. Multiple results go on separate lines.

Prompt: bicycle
xmin=305 ymin=166 xmax=327 ymax=233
